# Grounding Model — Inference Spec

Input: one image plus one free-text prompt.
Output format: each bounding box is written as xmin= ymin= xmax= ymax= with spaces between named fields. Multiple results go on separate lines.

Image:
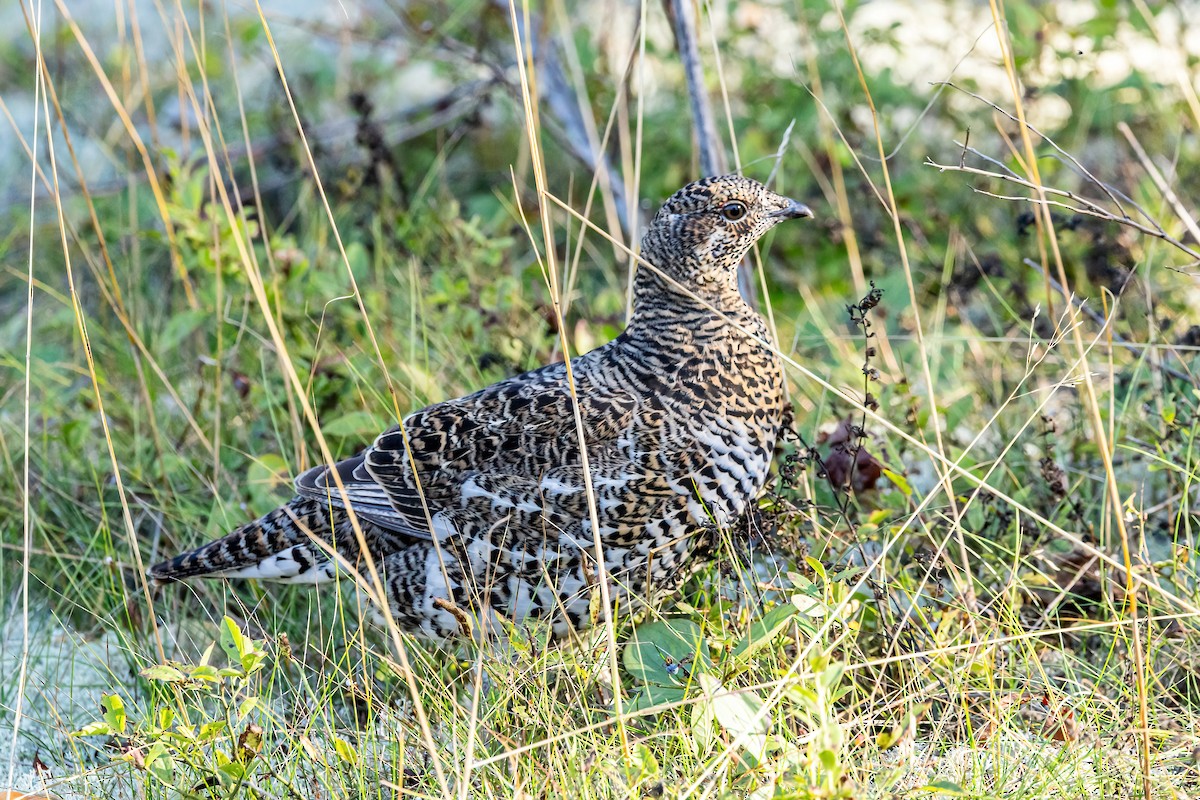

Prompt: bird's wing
xmin=297 ymin=352 xmax=642 ymax=539
xmin=293 ymin=453 xmax=436 ymax=539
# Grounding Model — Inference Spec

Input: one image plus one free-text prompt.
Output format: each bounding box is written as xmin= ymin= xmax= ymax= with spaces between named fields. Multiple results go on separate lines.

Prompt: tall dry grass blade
xmin=985 ymin=1 xmax=1151 ymax=795
xmin=8 ymin=0 xmax=45 ymax=787
xmin=508 ymin=0 xmax=630 ymax=761
xmin=52 ymin=0 xmax=198 ymax=309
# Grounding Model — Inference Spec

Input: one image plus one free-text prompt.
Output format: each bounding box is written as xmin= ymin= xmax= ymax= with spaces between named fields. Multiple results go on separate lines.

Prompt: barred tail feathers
xmin=148 ymin=497 xmax=344 ymax=585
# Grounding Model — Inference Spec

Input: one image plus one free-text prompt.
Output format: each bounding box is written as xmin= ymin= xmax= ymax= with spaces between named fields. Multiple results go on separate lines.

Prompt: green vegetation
xmin=2 ymin=0 xmax=1199 ymax=797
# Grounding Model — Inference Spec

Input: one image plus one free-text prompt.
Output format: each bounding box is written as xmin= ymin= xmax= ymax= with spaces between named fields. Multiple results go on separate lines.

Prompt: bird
xmin=148 ymin=174 xmax=812 ymax=641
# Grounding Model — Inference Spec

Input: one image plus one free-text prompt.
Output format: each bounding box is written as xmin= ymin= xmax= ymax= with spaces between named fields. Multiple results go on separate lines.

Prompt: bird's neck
xmin=627 ymin=259 xmax=756 ymax=333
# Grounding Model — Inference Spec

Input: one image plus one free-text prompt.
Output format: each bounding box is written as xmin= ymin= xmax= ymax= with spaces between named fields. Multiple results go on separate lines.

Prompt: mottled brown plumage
xmin=149 ymin=175 xmax=811 ymax=640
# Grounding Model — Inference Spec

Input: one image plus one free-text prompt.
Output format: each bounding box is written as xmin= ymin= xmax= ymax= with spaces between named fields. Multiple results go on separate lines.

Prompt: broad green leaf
xmin=691 ymin=698 xmax=716 ymax=757
xmin=241 ymin=647 xmax=267 ymax=675
xmin=199 ymin=720 xmax=228 ymax=741
xmin=881 ymin=467 xmax=912 ymax=496
xmin=72 ymin=720 xmax=112 ymax=737
xmin=626 ymin=743 xmax=659 ymax=780
xmin=706 ymin=680 xmax=769 ymax=740
xmin=144 ymin=741 xmax=168 ymax=770
xmin=791 ymin=592 xmax=827 ymax=618
xmin=623 ymin=618 xmax=709 ymax=686
xmin=334 ymin=737 xmax=359 ymax=765
xmin=627 ymin=684 xmax=687 ymax=713
xmin=148 ymin=754 xmax=177 ymax=784
xmin=189 ymin=665 xmax=221 ymax=683
xmin=321 ymin=410 xmax=381 ymax=438
xmin=102 ymin=694 xmax=127 ymax=734
xmin=219 ymin=761 xmax=248 ymax=782
xmin=920 ymin=780 xmax=969 ymax=795
xmin=695 ymin=675 xmax=771 ymax=764
xmin=739 ymin=734 xmax=770 ymax=767
xmin=804 ymin=557 xmax=827 ymax=580
xmin=220 ymin=616 xmax=246 ymax=663
xmin=141 ymin=664 xmax=187 ymax=683
xmin=732 ymin=601 xmax=799 ymax=661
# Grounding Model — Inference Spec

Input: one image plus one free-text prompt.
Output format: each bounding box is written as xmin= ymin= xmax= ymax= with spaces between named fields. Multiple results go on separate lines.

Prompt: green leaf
xmin=144 ymin=741 xmax=168 ymax=770
xmin=703 ymin=676 xmax=769 ymax=740
xmin=219 ymin=761 xmax=248 ymax=782
xmin=102 ymin=694 xmax=127 ymax=735
xmin=691 ymin=694 xmax=716 ymax=756
xmin=72 ymin=720 xmax=113 ymax=737
xmin=623 ymin=618 xmax=709 ymax=686
xmin=321 ymin=410 xmax=381 ymax=438
xmin=148 ymin=754 xmax=177 ymax=784
xmin=791 ymin=591 xmax=827 ymax=618
xmin=627 ymin=684 xmax=687 ymax=713
xmin=189 ymin=664 xmax=221 ymax=682
xmin=696 ymin=674 xmax=770 ymax=764
xmin=238 ymin=697 xmax=260 ymax=719
xmin=199 ymin=720 xmax=228 ymax=741
xmin=220 ymin=616 xmax=247 ymax=663
xmin=920 ymin=780 xmax=969 ymax=795
xmin=334 ymin=737 xmax=359 ymax=766
xmin=804 ymin=557 xmax=827 ymax=580
xmin=626 ymin=743 xmax=659 ymax=781
xmin=141 ymin=664 xmax=187 ymax=683
xmin=246 ymin=454 xmax=291 ymax=516
xmin=240 ymin=647 xmax=267 ymax=675
xmin=732 ymin=602 xmax=799 ymax=661
xmin=881 ymin=467 xmax=912 ymax=496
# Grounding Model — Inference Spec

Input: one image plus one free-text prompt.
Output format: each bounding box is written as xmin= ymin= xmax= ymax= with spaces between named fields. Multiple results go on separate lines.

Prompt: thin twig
xmin=1117 ymin=121 xmax=1200 ymax=246
xmin=927 ymin=157 xmax=1200 ymax=262
xmin=933 ymin=80 xmax=1130 ymax=215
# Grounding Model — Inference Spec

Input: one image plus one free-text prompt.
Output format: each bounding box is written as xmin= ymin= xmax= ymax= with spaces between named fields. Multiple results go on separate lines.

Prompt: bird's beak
xmin=769 ymin=199 xmax=814 ymax=220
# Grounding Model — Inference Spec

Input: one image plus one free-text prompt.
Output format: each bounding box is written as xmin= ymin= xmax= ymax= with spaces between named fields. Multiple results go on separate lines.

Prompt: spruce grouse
xmin=149 ymin=175 xmax=812 ymax=640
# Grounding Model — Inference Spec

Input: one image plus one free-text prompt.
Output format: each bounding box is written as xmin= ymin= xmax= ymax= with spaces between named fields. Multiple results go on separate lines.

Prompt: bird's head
xmin=638 ymin=175 xmax=812 ymax=301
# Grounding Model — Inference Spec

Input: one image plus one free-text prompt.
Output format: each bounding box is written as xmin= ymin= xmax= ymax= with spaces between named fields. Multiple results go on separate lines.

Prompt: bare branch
xmin=933 ymin=80 xmax=1130 ymax=215
xmin=927 ymin=157 xmax=1200 ymax=262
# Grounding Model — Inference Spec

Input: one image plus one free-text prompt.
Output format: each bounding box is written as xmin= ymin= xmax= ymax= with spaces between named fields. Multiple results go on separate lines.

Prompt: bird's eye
xmin=719 ymin=201 xmax=748 ymax=221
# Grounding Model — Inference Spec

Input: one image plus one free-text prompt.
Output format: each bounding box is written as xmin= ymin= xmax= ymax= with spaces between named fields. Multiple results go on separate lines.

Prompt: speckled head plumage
xmin=638 ymin=174 xmax=811 ymax=294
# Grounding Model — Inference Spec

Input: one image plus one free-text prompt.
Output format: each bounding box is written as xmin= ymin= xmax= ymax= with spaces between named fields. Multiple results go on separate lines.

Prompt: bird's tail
xmin=148 ymin=497 xmax=347 ymax=585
